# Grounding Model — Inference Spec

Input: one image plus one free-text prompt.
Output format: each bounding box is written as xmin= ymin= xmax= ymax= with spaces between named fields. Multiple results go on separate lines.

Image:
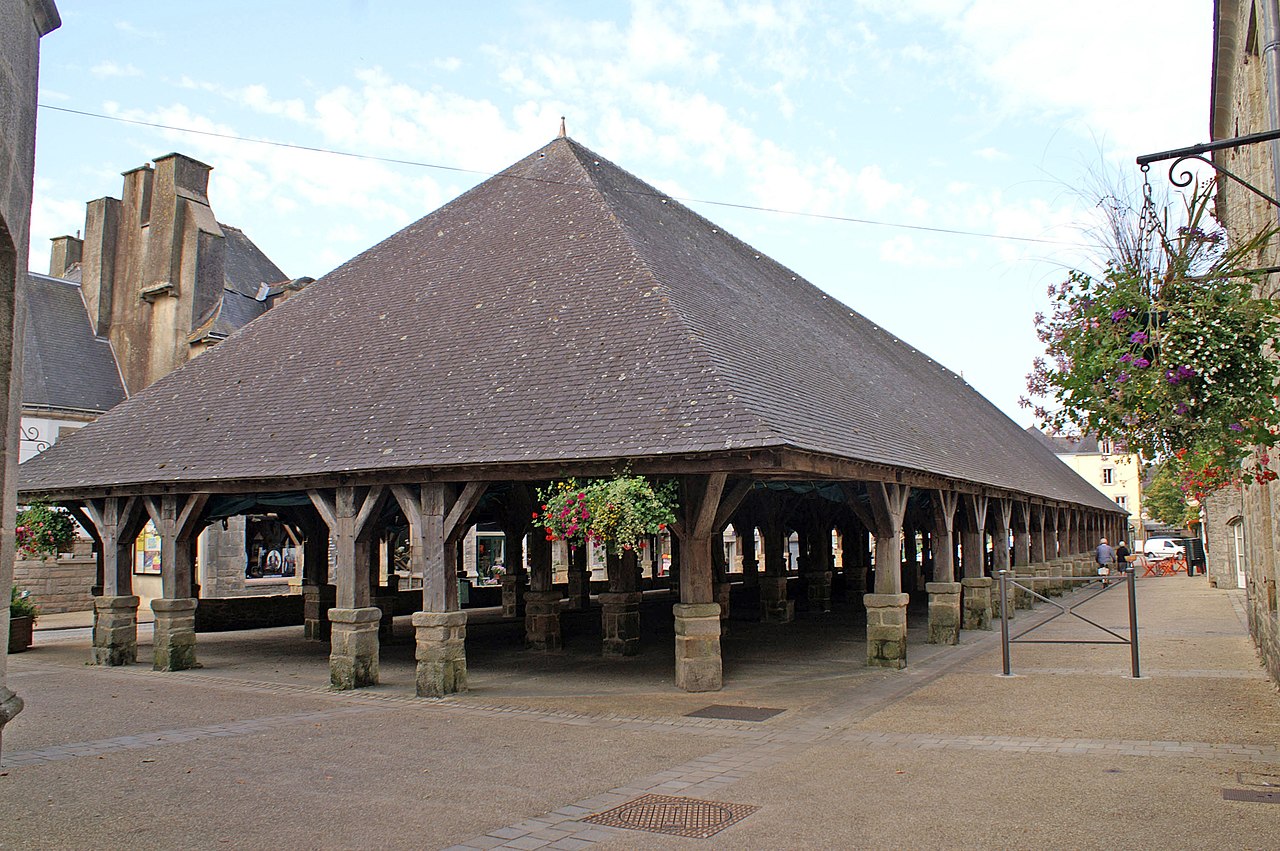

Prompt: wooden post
xmin=77 ymin=497 xmax=149 ymax=666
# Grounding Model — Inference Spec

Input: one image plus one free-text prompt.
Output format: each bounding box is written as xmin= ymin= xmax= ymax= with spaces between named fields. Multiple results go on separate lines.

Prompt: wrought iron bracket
xmin=1137 ymin=128 xmax=1280 ymax=209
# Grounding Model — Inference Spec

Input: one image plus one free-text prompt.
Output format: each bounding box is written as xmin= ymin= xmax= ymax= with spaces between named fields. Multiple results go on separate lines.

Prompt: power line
xmin=38 ymin=103 xmax=1086 ymax=248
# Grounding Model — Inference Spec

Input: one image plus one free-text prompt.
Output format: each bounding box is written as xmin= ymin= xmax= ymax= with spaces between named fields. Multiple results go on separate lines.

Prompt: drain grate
xmin=1222 ymin=788 xmax=1280 ymax=804
xmin=582 ymin=794 xmax=759 ymax=838
xmin=684 ymin=704 xmax=785 ymax=722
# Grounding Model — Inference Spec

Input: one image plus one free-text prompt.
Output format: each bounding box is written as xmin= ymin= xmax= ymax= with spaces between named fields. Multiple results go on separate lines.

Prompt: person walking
xmin=1096 ymin=537 xmax=1116 ymax=585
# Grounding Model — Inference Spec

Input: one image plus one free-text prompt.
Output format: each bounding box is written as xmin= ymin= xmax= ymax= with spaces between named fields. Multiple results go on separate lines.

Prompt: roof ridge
xmin=557 ymin=138 xmax=788 ymax=451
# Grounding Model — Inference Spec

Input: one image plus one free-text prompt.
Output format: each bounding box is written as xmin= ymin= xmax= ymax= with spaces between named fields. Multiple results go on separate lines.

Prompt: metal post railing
xmin=999 ymin=569 xmax=1011 ymax=676
xmin=1126 ymin=566 xmax=1141 ymax=678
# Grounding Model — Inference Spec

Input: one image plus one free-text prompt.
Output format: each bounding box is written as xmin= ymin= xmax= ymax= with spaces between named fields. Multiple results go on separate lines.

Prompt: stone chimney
xmin=79 ymin=197 xmax=120 ymax=337
xmin=48 ymin=234 xmax=82 ymax=277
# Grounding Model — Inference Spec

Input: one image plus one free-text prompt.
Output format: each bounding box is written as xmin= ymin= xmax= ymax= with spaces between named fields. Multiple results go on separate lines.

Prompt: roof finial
xmin=558 ymin=116 xmax=567 ymax=138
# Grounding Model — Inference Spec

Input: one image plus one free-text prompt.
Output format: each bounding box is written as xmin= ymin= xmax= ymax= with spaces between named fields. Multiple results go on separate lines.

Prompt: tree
xmin=1144 ymin=462 xmax=1197 ymax=528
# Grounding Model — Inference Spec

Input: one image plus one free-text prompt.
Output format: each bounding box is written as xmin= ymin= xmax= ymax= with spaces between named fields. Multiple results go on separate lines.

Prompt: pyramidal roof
xmin=19 ymin=136 xmax=1118 ymax=511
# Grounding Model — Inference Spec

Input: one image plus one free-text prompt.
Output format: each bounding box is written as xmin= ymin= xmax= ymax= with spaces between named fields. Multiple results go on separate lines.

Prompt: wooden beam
xmin=712 ymin=478 xmax=755 ymax=533
xmin=445 ymin=481 xmax=487 ymax=545
xmin=692 ymin=472 xmax=727 ymax=539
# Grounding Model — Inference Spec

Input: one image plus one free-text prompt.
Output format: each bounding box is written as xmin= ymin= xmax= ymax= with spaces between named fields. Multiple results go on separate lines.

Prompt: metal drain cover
xmin=685 ymin=704 xmax=785 ymax=722
xmin=1223 ymin=788 xmax=1280 ymax=804
xmin=582 ymin=794 xmax=759 ymax=838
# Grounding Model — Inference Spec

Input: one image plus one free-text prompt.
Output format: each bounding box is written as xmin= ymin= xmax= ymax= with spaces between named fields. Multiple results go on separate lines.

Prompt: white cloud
xmin=974 ymin=146 xmax=1008 ymax=162
xmin=433 ymin=57 xmax=462 ymax=72
xmin=91 ymin=61 xmax=142 ymax=79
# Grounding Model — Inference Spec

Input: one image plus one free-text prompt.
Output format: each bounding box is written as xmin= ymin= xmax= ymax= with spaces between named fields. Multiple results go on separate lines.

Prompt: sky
xmin=28 ymin=0 xmax=1215 ymax=426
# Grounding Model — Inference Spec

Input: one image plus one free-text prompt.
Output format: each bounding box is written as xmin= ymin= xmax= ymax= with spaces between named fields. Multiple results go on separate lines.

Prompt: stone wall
xmin=13 ymin=548 xmax=95 ymax=613
xmin=1202 ymin=487 xmax=1243 ymax=591
xmin=1213 ymin=3 xmax=1280 ymax=687
xmin=0 ymin=0 xmax=60 ymax=734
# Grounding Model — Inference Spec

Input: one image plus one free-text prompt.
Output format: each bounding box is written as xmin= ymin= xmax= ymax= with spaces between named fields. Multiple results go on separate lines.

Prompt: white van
xmin=1143 ymin=537 xmax=1186 ymax=560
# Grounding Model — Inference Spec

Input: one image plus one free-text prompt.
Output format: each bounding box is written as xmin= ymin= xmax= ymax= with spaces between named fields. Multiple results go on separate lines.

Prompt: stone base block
xmin=1048 ymin=563 xmax=1065 ymax=597
xmin=600 ymin=591 xmax=641 ymax=656
xmin=524 ymin=590 xmax=562 ymax=651
xmin=674 ymin=603 xmax=722 ymax=691
xmin=864 ymin=593 xmax=909 ymax=669
xmin=303 ymin=584 xmax=336 ymax=641
xmin=413 ymin=610 xmax=467 ymax=697
xmin=925 ymin=581 xmax=961 ymax=645
xmin=0 ymin=685 xmax=22 ymax=733
xmin=92 ymin=595 xmax=140 ymax=666
xmin=960 ymin=577 xmax=992 ymax=631
xmin=329 ymin=607 xmax=381 ymax=690
xmin=151 ymin=598 xmax=199 ymax=672
xmin=805 ymin=571 xmax=833 ymax=613
xmin=759 ymin=576 xmax=794 ymax=623
xmin=501 ymin=574 xmax=526 ymax=619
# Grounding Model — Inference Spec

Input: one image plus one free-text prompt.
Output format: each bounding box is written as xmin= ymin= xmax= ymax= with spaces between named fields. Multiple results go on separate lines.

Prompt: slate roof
xmin=21 ymin=272 xmax=126 ymax=415
xmin=18 ymin=137 xmax=1121 ymax=513
xmin=1025 ymin=427 xmax=1128 ymax=456
xmin=221 ymin=223 xmax=287 ymax=299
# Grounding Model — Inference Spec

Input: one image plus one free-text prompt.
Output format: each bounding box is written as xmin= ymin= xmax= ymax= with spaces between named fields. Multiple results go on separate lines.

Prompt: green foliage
xmin=536 ymin=476 xmax=678 ymax=554
xmin=10 ymin=585 xmax=39 ymax=620
xmin=15 ymin=501 xmax=76 ymax=559
xmin=1144 ymin=463 xmax=1198 ymax=528
xmin=1025 ymin=179 xmax=1280 ymax=494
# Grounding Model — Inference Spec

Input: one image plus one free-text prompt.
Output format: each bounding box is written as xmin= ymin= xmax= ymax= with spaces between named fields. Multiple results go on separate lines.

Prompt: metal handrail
xmin=998 ymin=567 xmax=1140 ymax=678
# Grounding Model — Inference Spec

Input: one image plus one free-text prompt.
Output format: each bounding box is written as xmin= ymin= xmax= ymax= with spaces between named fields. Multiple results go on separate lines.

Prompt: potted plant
xmin=15 ymin=500 xmax=76 ymax=560
xmin=9 ymin=585 xmax=38 ymax=653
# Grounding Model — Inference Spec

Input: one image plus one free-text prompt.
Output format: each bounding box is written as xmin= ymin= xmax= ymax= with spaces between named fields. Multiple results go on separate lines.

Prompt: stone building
xmin=1203 ymin=0 xmax=1280 ymax=683
xmin=18 ymin=155 xmax=311 ymax=609
xmin=1026 ymin=429 xmax=1143 ymax=545
xmin=1 ymin=0 xmax=60 ymax=749
xmin=19 ymin=134 xmax=1125 ymax=695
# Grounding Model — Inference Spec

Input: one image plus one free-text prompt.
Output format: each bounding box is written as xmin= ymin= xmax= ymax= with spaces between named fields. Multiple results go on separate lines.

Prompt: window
xmin=1102 ymin=468 xmax=1114 ymax=485
xmin=1114 ymin=495 xmax=1127 ymax=509
xmin=1100 ymin=440 xmax=1112 ymax=455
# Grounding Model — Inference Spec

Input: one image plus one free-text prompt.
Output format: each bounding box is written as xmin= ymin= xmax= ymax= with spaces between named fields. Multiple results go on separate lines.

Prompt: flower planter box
xmin=8 ymin=614 xmax=34 ymax=653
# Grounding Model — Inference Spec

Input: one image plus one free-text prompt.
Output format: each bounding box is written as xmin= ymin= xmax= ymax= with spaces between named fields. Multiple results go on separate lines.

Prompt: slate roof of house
xmin=1025 ymin=427 xmax=1130 ymax=456
xmin=18 ymin=137 xmax=1121 ymax=512
xmin=22 ymin=272 xmax=126 ymax=415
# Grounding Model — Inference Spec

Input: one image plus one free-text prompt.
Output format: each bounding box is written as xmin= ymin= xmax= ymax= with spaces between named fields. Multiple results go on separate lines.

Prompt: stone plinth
xmin=674 ymin=603 xmax=721 ymax=692
xmin=303 ymin=584 xmax=336 ymax=641
xmin=805 ymin=571 xmax=833 ymax=613
xmin=413 ymin=610 xmax=467 ymax=697
xmin=865 ymin=592 xmax=909 ymax=669
xmin=1033 ymin=566 xmax=1051 ymax=602
xmin=524 ymin=590 xmax=562 ymax=651
xmin=329 ymin=607 xmax=380 ymax=690
xmin=501 ymin=574 xmax=526 ymax=618
xmin=92 ymin=595 xmax=140 ymax=666
xmin=1013 ymin=570 xmax=1034 ymax=609
xmin=759 ymin=576 xmax=794 ymax=623
xmin=1048 ymin=562 xmax=1066 ymax=597
xmin=960 ymin=577 xmax=992 ymax=631
xmin=992 ymin=576 xmax=1015 ymax=620
xmin=151 ymin=598 xmax=199 ymax=672
xmin=599 ymin=591 xmax=641 ymax=656
xmin=926 ymin=581 xmax=961 ymax=645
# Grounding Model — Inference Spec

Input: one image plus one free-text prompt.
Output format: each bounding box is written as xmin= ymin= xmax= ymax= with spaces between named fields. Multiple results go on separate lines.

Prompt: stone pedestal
xmin=501 ymin=573 xmax=526 ymax=618
xmin=992 ymin=576 xmax=1016 ymax=620
xmin=524 ymin=590 xmax=562 ymax=651
xmin=865 ymin=592 xmax=909 ymax=669
xmin=805 ymin=571 xmax=833 ymax=613
xmin=565 ymin=568 xmax=589 ymax=611
xmin=92 ymin=595 xmax=139 ymax=666
xmin=960 ymin=577 xmax=992 ymax=631
xmin=599 ymin=591 xmax=642 ymax=656
xmin=714 ymin=581 xmax=731 ymax=636
xmin=413 ymin=610 xmax=467 ymax=697
xmin=329 ymin=607 xmax=381 ymax=690
xmin=1014 ymin=572 xmax=1034 ymax=610
xmin=303 ymin=584 xmax=336 ymax=641
xmin=759 ymin=576 xmax=794 ymax=623
xmin=674 ymin=603 xmax=722 ymax=692
xmin=1033 ymin=566 xmax=1051 ymax=603
xmin=1048 ymin=562 xmax=1065 ymax=597
xmin=151 ymin=598 xmax=198 ymax=672
xmin=925 ymin=582 xmax=961 ymax=645
xmin=0 ymin=686 xmax=22 ymax=736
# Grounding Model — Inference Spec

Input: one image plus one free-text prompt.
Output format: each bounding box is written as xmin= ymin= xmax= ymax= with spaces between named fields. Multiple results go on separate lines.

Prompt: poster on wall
xmin=135 ymin=528 xmax=161 ymax=574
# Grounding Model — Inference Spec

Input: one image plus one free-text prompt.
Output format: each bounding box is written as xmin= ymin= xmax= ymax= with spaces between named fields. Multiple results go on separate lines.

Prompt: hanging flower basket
xmin=536 ymin=476 xmax=678 ymax=554
xmin=15 ymin=501 xmax=76 ymax=560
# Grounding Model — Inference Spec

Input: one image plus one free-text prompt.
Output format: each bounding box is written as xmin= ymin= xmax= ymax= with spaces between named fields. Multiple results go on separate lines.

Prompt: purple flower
xmin=1133 ymin=357 xmax=1150 ymax=368
xmin=1166 ymin=370 xmax=1180 ymax=385
xmin=1111 ymin=308 xmax=1129 ymax=322
xmin=1117 ymin=371 xmax=1130 ymax=383
xmin=1177 ymin=365 xmax=1196 ymax=379
xmin=1130 ymin=331 xmax=1148 ymax=344
xmin=1175 ymin=403 xmax=1189 ymax=415
xmin=1120 ymin=353 xmax=1133 ymax=364
xmin=1230 ymin=423 xmax=1245 ymax=432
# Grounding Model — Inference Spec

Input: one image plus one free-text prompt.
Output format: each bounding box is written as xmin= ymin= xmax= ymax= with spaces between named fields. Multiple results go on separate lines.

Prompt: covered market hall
xmin=17 ymin=135 xmax=1126 ymax=695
